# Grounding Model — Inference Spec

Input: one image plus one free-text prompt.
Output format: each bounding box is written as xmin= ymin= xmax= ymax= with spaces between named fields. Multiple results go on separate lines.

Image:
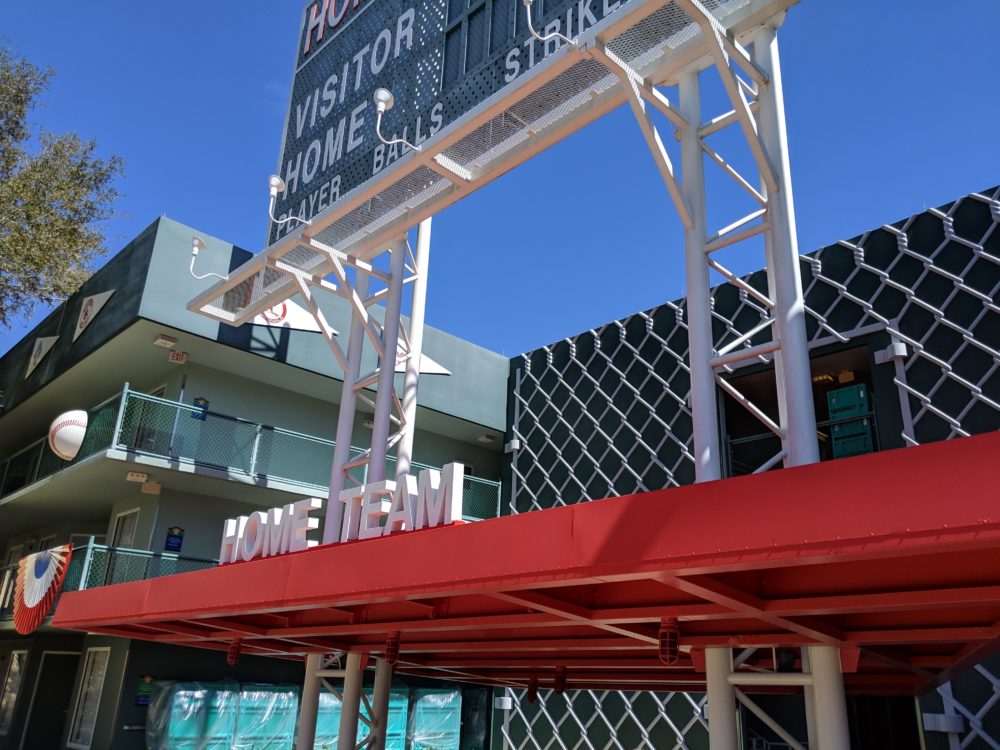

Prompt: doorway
xmin=19 ymin=651 xmax=80 ymax=750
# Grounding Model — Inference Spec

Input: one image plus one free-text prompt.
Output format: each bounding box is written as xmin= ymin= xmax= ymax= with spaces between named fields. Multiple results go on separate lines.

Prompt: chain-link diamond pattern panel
xmin=509 ymin=186 xmax=1000 ymax=510
xmin=505 ymin=186 xmax=1000 ymax=747
xmin=501 ymin=688 xmax=709 ymax=750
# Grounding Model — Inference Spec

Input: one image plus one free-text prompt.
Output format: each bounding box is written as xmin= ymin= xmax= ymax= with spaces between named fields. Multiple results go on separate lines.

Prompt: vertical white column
xmin=800 ymin=647 xmax=819 ymax=749
xmin=680 ymin=69 xmax=723 ymax=483
xmin=296 ymin=653 xmax=323 ymax=750
xmin=395 ymin=218 xmax=433 ymax=481
xmin=368 ymin=241 xmax=408 ymax=484
xmin=752 ymin=24 xmax=820 ymax=468
xmin=323 ymin=272 xmax=371 ymax=544
xmin=370 ymin=657 xmax=394 ymax=750
xmin=808 ymin=646 xmax=851 ymax=750
xmin=705 ymin=647 xmax=739 ymax=750
xmin=338 ymin=652 xmax=364 ymax=750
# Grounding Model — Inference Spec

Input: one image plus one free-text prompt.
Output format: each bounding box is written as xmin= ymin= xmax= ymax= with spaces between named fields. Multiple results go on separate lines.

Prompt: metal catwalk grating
xmin=505 ymin=186 xmax=1000 ymax=746
xmin=193 ymin=0 xmax=765 ymax=324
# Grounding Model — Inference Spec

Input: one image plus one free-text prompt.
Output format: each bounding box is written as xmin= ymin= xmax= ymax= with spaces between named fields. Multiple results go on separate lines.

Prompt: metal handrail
xmin=0 ymin=384 xmax=503 ymax=518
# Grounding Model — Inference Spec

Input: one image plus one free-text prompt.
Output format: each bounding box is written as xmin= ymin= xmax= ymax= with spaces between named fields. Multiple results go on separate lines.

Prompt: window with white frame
xmin=0 ymin=650 xmax=28 ymax=734
xmin=67 ymin=647 xmax=109 ymax=749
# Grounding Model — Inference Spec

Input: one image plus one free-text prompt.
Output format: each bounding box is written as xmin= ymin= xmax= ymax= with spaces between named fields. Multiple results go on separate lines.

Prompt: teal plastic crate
xmin=832 ymin=431 xmax=874 ymax=459
xmin=827 ymin=384 xmax=870 ymax=419
xmin=830 ymin=417 xmax=871 ymax=439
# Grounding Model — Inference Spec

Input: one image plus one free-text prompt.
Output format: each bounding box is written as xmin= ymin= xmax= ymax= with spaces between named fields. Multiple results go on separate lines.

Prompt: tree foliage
xmin=0 ymin=47 xmax=123 ymax=328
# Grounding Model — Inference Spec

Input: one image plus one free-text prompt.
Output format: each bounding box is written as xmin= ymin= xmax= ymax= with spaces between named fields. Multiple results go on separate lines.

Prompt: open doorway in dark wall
xmin=722 ymin=345 xmax=879 ymax=476
xmin=19 ymin=651 xmax=80 ymax=750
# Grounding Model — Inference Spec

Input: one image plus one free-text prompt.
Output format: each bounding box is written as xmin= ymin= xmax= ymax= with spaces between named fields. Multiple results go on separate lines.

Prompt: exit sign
xmin=168 ymin=350 xmax=188 ymax=364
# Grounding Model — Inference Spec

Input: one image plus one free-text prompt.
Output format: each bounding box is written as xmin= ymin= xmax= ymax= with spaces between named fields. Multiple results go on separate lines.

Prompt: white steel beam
xmin=753 ymin=23 xmax=820 ymax=467
xmin=706 ymin=647 xmax=739 ymax=750
xmin=675 ymin=0 xmax=779 ymax=193
xmin=370 ymin=658 xmax=394 ymax=750
xmin=679 ymin=69 xmax=721 ymax=482
xmin=338 ymin=652 xmax=364 ymax=750
xmin=368 ymin=241 xmax=408 ymax=484
xmin=322 ymin=271 xmax=370 ymax=545
xmin=296 ymin=653 xmax=323 ymax=750
xmin=808 ymin=646 xmax=851 ymax=750
xmin=396 ymin=218 xmax=432 ymax=481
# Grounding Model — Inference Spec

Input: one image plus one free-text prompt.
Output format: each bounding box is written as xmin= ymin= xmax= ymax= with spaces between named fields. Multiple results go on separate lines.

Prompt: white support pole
xmin=396 ymin=218 xmax=432 ymax=481
xmin=368 ymin=242 xmax=407 ymax=484
xmin=808 ymin=646 xmax=851 ymax=750
xmin=706 ymin=647 xmax=739 ymax=750
xmin=323 ymin=271 xmax=371 ymax=544
xmin=752 ymin=23 xmax=819 ymax=468
xmin=801 ymin=647 xmax=819 ymax=750
xmin=370 ymin=658 xmax=394 ymax=750
xmin=679 ymin=69 xmax=722 ymax=483
xmin=338 ymin=652 xmax=364 ymax=750
xmin=296 ymin=653 xmax=323 ymax=750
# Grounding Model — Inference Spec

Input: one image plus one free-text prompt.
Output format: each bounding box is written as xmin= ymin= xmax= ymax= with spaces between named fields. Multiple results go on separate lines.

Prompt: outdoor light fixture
xmin=658 ymin=617 xmax=680 ymax=665
xmin=189 ymin=236 xmax=230 ymax=282
xmin=362 ymin=418 xmax=376 ymax=429
xmin=522 ymin=0 xmax=578 ymax=48
xmin=153 ymin=334 xmax=177 ymax=349
xmin=373 ymin=88 xmax=422 ymax=152
xmin=553 ymin=666 xmax=567 ymax=694
xmin=477 ymin=434 xmax=495 ymax=444
xmin=384 ymin=632 xmax=400 ymax=666
xmin=266 ymin=174 xmax=312 ymax=229
xmin=227 ymin=639 xmax=242 ymax=667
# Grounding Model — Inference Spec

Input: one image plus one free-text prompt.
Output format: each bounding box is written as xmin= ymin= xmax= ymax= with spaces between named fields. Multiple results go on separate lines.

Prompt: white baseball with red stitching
xmin=48 ymin=410 xmax=89 ymax=461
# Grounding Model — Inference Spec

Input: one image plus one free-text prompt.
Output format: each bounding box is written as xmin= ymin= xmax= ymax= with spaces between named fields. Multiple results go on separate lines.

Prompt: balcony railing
xmin=0 ymin=539 xmax=217 ymax=623
xmin=0 ymin=385 xmax=502 ymax=519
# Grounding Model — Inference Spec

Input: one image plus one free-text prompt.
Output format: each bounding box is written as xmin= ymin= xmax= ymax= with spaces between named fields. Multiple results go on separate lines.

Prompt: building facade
xmin=0 ymin=217 xmax=508 ymax=750
xmin=0 ymin=183 xmax=997 ymax=749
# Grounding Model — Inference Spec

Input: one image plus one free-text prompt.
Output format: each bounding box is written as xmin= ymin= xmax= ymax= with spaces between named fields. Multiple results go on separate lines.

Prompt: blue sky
xmin=2 ymin=0 xmax=998 ymax=357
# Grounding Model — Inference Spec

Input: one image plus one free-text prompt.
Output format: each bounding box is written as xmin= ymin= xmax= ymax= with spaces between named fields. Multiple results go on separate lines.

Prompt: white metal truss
xmin=186 ymin=0 xmax=800 ymax=328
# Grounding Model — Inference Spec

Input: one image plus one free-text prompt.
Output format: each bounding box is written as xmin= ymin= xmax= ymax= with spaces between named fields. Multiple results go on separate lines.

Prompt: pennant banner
xmin=14 ymin=544 xmax=74 ymax=635
xmin=74 ymin=290 xmax=115 ymax=341
xmin=25 ymin=336 xmax=59 ymax=379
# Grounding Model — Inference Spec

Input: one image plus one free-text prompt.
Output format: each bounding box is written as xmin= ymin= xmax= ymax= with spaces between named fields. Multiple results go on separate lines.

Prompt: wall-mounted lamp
xmin=189 ymin=236 xmax=229 ymax=282
xmin=373 ymin=88 xmax=422 ymax=152
xmin=522 ymin=0 xmax=578 ymax=48
xmin=267 ymin=174 xmax=312 ymax=229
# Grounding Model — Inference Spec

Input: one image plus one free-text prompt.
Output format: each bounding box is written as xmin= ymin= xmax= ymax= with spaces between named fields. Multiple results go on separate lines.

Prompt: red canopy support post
xmin=706 ymin=647 xmax=738 ymax=750
xmin=296 ymin=653 xmax=322 ymax=750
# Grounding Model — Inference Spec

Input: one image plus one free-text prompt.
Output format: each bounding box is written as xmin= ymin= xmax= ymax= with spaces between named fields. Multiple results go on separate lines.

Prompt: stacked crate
xmin=827 ymin=384 xmax=874 ymax=459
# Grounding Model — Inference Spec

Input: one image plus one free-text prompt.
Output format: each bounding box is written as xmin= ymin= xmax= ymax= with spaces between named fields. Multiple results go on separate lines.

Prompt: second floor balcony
xmin=0 ymin=539 xmax=217 ymax=626
xmin=0 ymin=385 xmax=503 ymax=520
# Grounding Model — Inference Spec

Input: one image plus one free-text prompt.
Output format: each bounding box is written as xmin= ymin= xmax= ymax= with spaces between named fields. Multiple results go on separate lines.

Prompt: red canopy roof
xmin=54 ymin=432 xmax=1000 ymax=694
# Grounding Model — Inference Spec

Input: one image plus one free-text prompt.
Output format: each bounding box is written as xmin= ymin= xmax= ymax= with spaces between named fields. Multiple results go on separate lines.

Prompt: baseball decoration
xmin=48 ymin=410 xmax=89 ymax=462
xmin=14 ymin=544 xmax=74 ymax=634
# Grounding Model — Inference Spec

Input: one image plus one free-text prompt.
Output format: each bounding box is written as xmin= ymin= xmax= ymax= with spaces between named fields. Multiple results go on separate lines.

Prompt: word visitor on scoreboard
xmin=218 ymin=463 xmax=463 ymax=564
xmin=273 ymin=0 xmax=632 ymax=242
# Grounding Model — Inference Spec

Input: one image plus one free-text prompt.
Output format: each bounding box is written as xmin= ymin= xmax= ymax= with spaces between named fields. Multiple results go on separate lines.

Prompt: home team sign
xmin=269 ymin=0 xmax=633 ymax=244
xmin=218 ymin=463 xmax=463 ymax=564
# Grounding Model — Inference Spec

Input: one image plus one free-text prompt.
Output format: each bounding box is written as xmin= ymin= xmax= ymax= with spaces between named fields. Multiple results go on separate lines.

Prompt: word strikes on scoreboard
xmin=270 ymin=0 xmax=632 ymax=244
xmin=218 ymin=463 xmax=463 ymax=564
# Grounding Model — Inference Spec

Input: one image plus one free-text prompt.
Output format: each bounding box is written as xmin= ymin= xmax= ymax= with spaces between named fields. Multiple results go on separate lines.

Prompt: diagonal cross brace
xmin=674 ymin=0 xmax=779 ymax=194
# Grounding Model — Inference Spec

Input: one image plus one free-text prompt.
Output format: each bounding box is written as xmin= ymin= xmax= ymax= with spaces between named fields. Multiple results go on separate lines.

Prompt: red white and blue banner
xmin=14 ymin=544 xmax=74 ymax=635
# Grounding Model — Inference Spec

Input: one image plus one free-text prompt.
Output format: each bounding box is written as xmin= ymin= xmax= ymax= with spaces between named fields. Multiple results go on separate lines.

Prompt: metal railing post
xmin=249 ymin=424 xmax=263 ymax=476
xmin=77 ymin=537 xmax=96 ymax=591
xmin=110 ymin=383 xmax=131 ymax=449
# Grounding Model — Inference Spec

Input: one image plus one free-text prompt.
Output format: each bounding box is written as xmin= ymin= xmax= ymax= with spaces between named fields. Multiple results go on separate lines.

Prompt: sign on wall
xmin=164 ymin=527 xmax=185 ymax=553
xmin=73 ymin=289 xmax=115 ymax=342
xmin=25 ymin=336 xmax=59 ymax=378
xmin=269 ymin=0 xmax=633 ymax=244
xmin=218 ymin=462 xmax=463 ymax=564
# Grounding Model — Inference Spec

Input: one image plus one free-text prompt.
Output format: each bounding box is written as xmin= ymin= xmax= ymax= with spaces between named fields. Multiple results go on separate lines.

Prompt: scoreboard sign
xmin=271 ymin=0 xmax=634 ymax=244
